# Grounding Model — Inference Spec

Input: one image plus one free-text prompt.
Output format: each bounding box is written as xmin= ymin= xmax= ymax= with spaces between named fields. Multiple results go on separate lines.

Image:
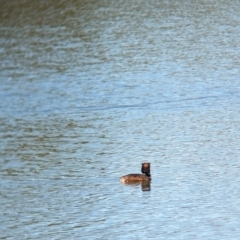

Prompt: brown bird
xmin=120 ymin=163 xmax=151 ymax=183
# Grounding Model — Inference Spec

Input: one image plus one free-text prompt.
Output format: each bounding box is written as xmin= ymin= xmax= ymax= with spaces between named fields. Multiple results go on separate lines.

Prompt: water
xmin=1 ymin=0 xmax=240 ymax=239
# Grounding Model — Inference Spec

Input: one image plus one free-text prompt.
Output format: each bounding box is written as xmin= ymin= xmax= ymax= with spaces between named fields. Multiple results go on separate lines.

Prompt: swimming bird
xmin=120 ymin=162 xmax=151 ymax=183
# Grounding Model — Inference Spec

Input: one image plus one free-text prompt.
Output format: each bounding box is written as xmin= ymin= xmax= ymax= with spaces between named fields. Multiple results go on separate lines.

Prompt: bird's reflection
xmin=141 ymin=181 xmax=151 ymax=191
xmin=120 ymin=181 xmax=151 ymax=191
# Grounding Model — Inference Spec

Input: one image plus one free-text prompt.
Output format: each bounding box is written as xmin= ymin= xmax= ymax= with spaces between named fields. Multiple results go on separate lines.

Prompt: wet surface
xmin=1 ymin=0 xmax=240 ymax=239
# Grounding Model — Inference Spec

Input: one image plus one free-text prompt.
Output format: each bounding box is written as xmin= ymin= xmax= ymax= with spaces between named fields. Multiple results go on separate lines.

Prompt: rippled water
xmin=1 ymin=0 xmax=240 ymax=239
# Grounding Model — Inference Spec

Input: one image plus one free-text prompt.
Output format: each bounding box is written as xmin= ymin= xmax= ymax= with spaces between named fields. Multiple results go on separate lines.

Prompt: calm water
xmin=1 ymin=0 xmax=240 ymax=239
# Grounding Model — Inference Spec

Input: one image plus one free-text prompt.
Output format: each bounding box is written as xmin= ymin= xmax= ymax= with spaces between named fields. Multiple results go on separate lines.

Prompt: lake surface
xmin=1 ymin=0 xmax=240 ymax=239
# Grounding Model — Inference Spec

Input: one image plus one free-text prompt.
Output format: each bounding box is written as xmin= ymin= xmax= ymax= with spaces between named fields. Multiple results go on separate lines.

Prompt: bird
xmin=120 ymin=162 xmax=151 ymax=183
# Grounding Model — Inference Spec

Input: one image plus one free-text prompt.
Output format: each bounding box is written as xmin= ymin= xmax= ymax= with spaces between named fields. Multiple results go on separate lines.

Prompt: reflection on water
xmin=120 ymin=181 xmax=151 ymax=192
xmin=1 ymin=0 xmax=240 ymax=239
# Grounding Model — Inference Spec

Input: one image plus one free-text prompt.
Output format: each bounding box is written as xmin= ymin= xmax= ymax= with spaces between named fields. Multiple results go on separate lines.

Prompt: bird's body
xmin=120 ymin=163 xmax=151 ymax=183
